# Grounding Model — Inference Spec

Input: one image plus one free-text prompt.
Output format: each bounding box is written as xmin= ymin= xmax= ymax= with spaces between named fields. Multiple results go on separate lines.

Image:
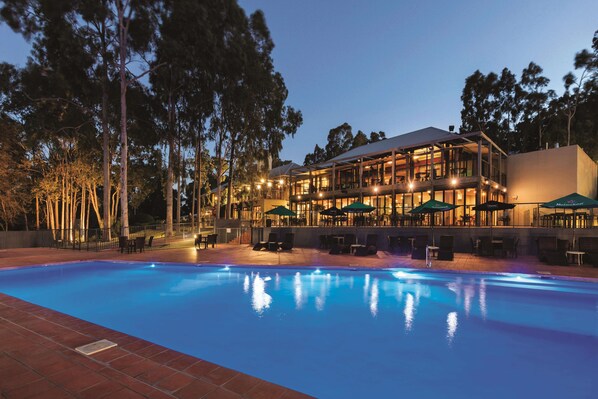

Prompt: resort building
xmin=287 ymin=127 xmax=509 ymax=227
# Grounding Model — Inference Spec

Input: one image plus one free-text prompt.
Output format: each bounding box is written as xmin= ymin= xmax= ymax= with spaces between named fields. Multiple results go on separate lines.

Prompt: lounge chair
xmin=267 ymin=233 xmax=280 ymax=251
xmin=253 ymin=233 xmax=277 ymax=251
xmin=355 ymin=234 xmax=378 ymax=256
xmin=411 ymin=235 xmax=428 ymax=260
xmin=437 ymin=235 xmax=454 ymax=261
xmin=279 ymin=233 xmax=294 ymax=251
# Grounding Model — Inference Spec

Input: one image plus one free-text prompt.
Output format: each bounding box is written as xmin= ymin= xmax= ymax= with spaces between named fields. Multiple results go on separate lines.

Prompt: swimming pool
xmin=0 ymin=261 xmax=596 ymax=398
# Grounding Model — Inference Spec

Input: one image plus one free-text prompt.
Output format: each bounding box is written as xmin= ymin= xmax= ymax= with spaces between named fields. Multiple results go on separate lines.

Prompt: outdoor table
xmin=332 ymin=236 xmax=344 ymax=245
xmin=350 ymin=244 xmax=363 ymax=254
xmin=566 ymin=251 xmax=585 ymax=265
xmin=427 ymin=245 xmax=439 ymax=258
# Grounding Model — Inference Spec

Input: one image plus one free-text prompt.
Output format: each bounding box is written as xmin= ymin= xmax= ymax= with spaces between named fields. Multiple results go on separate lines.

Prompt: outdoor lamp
xmin=374 ymin=186 xmax=379 ymax=193
xmin=257 ymin=184 xmax=261 ymax=190
xmin=260 ymin=178 xmax=265 ymax=183
xmin=267 ymin=182 xmax=272 ymax=187
xmin=408 ymin=182 xmax=414 ymax=190
xmin=451 ymin=178 xmax=457 ymax=186
xmin=318 ymin=192 xmax=323 ymax=198
xmin=279 ymin=179 xmax=284 ymax=185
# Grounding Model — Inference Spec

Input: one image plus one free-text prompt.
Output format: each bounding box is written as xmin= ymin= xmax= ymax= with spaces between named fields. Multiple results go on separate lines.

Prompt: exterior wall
xmin=577 ymin=146 xmax=598 ymax=199
xmin=507 ymin=145 xmax=598 ymax=227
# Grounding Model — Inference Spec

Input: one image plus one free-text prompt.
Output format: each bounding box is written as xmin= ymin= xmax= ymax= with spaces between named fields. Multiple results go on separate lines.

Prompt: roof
xmin=269 ymin=162 xmax=301 ymax=178
xmin=329 ymin=126 xmax=456 ymax=162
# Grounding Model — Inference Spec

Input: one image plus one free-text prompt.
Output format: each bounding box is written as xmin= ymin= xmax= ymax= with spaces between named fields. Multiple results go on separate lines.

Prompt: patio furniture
xmin=118 ymin=236 xmax=128 ymax=253
xmin=399 ymin=236 xmax=411 ymax=254
xmin=541 ymin=239 xmax=570 ymax=266
xmin=470 ymin=237 xmax=479 ymax=255
xmin=355 ymin=234 xmax=378 ymax=256
xmin=206 ymin=234 xmax=218 ymax=248
xmin=536 ymin=237 xmax=559 ymax=262
xmin=566 ymin=251 xmax=585 ymax=265
xmin=279 ymin=233 xmax=294 ymax=251
xmin=267 ymin=233 xmax=279 ymax=251
xmin=388 ymin=236 xmax=399 ymax=254
xmin=437 ymin=235 xmax=454 ymax=261
xmin=135 ymin=236 xmax=145 ymax=253
xmin=478 ymin=236 xmax=493 ymax=257
xmin=253 ymin=233 xmax=277 ymax=251
xmin=319 ymin=235 xmax=328 ymax=249
xmin=578 ymin=237 xmax=598 ymax=267
xmin=411 ymin=235 xmax=428 ymax=260
xmin=147 ymin=235 xmax=154 ymax=249
xmin=195 ymin=235 xmax=207 ymax=249
xmin=501 ymin=237 xmax=518 ymax=258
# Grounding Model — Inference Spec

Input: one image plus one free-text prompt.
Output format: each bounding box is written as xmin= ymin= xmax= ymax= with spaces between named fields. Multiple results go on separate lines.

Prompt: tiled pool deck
xmin=1 ymin=244 xmax=597 ymax=398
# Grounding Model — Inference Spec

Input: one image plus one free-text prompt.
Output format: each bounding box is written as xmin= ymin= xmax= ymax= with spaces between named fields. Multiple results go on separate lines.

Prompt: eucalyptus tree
xmin=519 ymin=62 xmax=555 ymax=150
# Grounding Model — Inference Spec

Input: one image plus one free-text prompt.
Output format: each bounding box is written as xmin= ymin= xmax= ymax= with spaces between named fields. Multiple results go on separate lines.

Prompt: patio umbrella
xmin=342 ymin=201 xmax=376 ymax=242
xmin=409 ymin=199 xmax=457 ymax=245
xmin=320 ymin=206 xmax=346 ymax=226
xmin=540 ymin=192 xmax=598 ymax=248
xmin=265 ymin=205 xmax=297 ymax=226
xmin=472 ymin=200 xmax=516 ymax=239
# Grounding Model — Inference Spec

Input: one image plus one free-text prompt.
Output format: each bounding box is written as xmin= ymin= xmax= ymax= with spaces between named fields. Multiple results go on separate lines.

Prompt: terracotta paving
xmin=0 ymin=244 xmax=597 ymax=398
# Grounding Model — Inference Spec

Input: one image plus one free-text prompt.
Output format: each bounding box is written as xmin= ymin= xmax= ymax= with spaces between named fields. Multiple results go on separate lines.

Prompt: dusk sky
xmin=1 ymin=0 xmax=597 ymax=164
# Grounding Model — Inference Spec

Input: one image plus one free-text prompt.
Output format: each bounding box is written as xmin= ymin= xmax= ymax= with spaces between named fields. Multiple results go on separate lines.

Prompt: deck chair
xmin=578 ymin=237 xmax=598 ymax=267
xmin=206 ymin=234 xmax=218 ymax=248
xmin=147 ymin=235 xmax=154 ymax=249
xmin=502 ymin=237 xmax=517 ymax=258
xmin=253 ymin=232 xmax=277 ymax=251
xmin=478 ymin=236 xmax=493 ymax=257
xmin=267 ymin=233 xmax=280 ymax=251
xmin=437 ymin=235 xmax=454 ymax=261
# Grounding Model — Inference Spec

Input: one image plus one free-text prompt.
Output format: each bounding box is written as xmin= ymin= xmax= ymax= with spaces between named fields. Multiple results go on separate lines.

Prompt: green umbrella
xmin=410 ymin=199 xmax=457 ymax=245
xmin=265 ymin=205 xmax=296 ymax=227
xmin=473 ymin=200 xmax=516 ymax=239
xmin=541 ymin=192 xmax=598 ymax=247
xmin=342 ymin=201 xmax=376 ymax=213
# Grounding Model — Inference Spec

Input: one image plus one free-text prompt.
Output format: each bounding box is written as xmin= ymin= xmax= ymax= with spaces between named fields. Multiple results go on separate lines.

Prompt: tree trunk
xmin=191 ymin=133 xmax=199 ymax=232
xmin=165 ymin=91 xmax=174 ymax=237
xmin=101 ymin=35 xmax=111 ymax=240
xmin=197 ymin=131 xmax=202 ymax=229
xmin=118 ymin=2 xmax=129 ymax=237
xmin=176 ymin=135 xmax=182 ymax=231
xmin=226 ymin=137 xmax=236 ymax=219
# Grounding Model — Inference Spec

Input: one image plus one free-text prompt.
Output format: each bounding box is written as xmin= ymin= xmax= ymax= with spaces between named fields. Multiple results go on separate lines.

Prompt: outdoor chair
xmin=578 ymin=237 xmax=598 ymax=266
xmin=355 ymin=234 xmax=378 ymax=256
xmin=147 ymin=235 xmax=154 ymax=249
xmin=399 ymin=236 xmax=411 ymax=254
xmin=411 ymin=235 xmax=428 ymax=260
xmin=267 ymin=233 xmax=279 ymax=251
xmin=437 ymin=235 xmax=454 ymax=261
xmin=341 ymin=234 xmax=356 ymax=253
xmin=536 ymin=236 xmax=559 ymax=262
xmin=470 ymin=237 xmax=479 ymax=255
xmin=118 ymin=236 xmax=128 ymax=253
xmin=502 ymin=237 xmax=517 ymax=258
xmin=388 ymin=236 xmax=399 ymax=254
xmin=253 ymin=232 xmax=277 ymax=251
xmin=544 ymin=239 xmax=570 ymax=265
xmin=478 ymin=236 xmax=493 ymax=257
xmin=279 ymin=233 xmax=294 ymax=251
xmin=206 ymin=234 xmax=218 ymax=248
xmin=319 ymin=235 xmax=328 ymax=249
xmin=135 ymin=236 xmax=145 ymax=253
xmin=195 ymin=234 xmax=205 ymax=249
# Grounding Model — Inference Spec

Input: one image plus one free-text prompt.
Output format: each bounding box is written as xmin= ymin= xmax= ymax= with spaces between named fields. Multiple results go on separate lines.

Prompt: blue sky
xmin=1 ymin=1 xmax=597 ymax=164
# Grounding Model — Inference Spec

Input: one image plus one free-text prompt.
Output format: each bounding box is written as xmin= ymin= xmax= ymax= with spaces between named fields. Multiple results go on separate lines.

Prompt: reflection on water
xmin=370 ymin=278 xmax=379 ymax=317
xmin=251 ymin=273 xmax=272 ymax=314
xmin=404 ymin=293 xmax=415 ymax=332
xmin=447 ymin=311 xmax=458 ymax=344
xmin=240 ymin=270 xmax=501 ymax=344
xmin=243 ymin=275 xmax=250 ymax=294
xmin=294 ymin=272 xmax=304 ymax=309
xmin=479 ymin=279 xmax=487 ymax=319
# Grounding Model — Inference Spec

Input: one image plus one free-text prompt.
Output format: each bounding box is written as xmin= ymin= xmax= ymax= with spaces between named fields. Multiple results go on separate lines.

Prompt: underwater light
xmin=315 ymin=268 xmax=322 ymax=274
xmin=150 ymin=264 xmax=155 ymax=268
xmin=223 ymin=266 xmax=231 ymax=271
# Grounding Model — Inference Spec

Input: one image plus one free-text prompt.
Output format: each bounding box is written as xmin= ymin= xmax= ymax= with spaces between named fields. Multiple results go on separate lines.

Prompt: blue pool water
xmin=0 ymin=262 xmax=597 ymax=398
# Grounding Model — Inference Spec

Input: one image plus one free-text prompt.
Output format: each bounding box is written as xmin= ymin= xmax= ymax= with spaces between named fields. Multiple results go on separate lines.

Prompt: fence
xmin=0 ymin=222 xmax=249 ymax=251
